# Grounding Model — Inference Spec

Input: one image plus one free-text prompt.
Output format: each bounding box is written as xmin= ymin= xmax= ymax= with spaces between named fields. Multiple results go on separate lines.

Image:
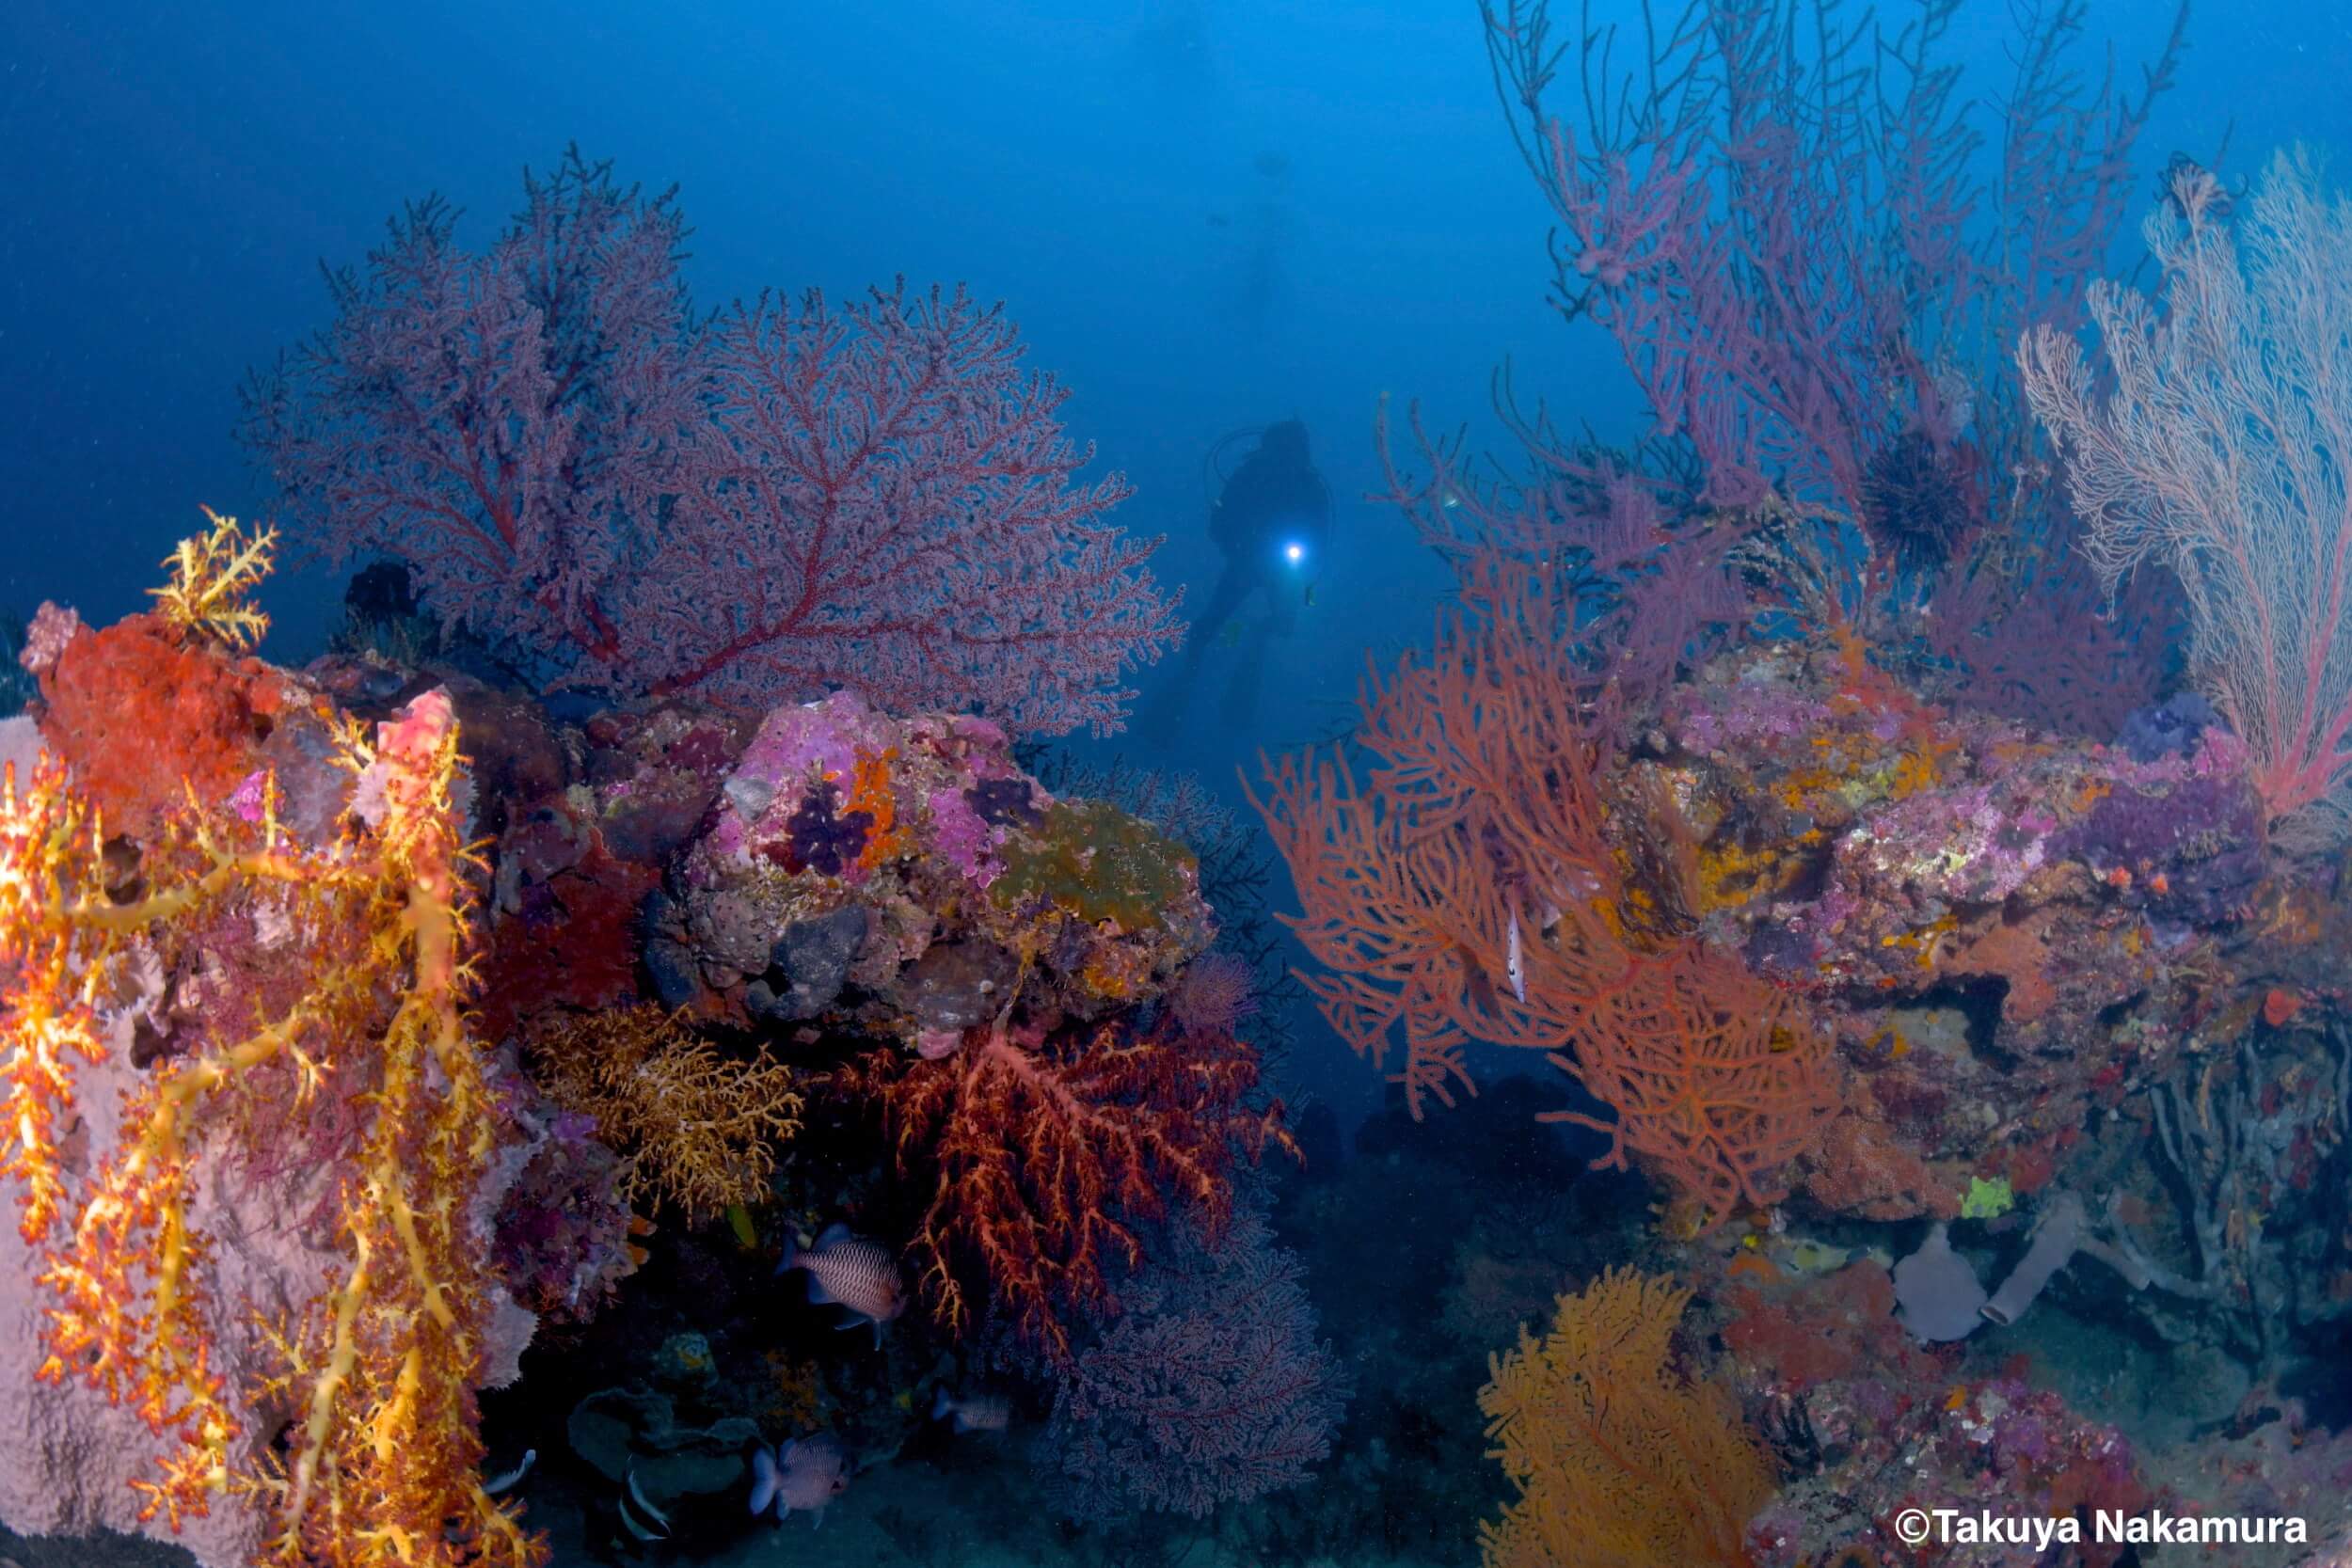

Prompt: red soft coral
xmin=837 ymin=1018 xmax=1291 ymax=1362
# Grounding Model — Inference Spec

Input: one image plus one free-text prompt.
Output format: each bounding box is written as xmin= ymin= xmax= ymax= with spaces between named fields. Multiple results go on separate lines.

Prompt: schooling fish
xmin=748 ymin=1432 xmax=850 ymax=1528
xmin=930 ymin=1386 xmax=1013 ymax=1434
xmin=778 ymin=1223 xmax=906 ymax=1344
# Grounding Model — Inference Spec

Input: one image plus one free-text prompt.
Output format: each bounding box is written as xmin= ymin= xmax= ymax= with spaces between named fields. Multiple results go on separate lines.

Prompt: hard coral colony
xmin=8 ymin=0 xmax=2352 ymax=1564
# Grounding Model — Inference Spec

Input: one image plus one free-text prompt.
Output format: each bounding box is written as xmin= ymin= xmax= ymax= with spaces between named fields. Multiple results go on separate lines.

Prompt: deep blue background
xmin=1 ymin=0 xmax=2337 ymax=1120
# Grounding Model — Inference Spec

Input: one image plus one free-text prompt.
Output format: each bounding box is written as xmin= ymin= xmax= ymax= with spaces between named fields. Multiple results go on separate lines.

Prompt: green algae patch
xmin=1962 ymin=1175 xmax=2015 ymax=1220
xmin=991 ymin=800 xmax=1198 ymax=930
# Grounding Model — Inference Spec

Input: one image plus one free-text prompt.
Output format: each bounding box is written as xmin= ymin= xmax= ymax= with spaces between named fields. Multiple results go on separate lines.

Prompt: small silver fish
xmin=930 ymin=1386 xmax=1013 ymax=1434
xmin=1504 ymin=907 xmax=1528 ymax=1005
xmin=749 ymin=1431 xmax=850 ymax=1527
xmin=778 ymin=1223 xmax=906 ymax=1345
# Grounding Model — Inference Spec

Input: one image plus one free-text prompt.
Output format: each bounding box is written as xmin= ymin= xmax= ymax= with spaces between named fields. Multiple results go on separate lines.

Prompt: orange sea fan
xmin=1540 ymin=944 xmax=1835 ymax=1222
xmin=1480 ymin=1267 xmax=1773 ymax=1568
xmin=1248 ymin=564 xmax=1623 ymax=1117
xmin=1250 ymin=556 xmax=1836 ymax=1219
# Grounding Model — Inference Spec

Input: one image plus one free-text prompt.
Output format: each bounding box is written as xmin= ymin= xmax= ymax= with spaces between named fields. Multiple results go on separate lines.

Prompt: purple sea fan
xmin=1039 ymin=1208 xmax=1348 ymax=1521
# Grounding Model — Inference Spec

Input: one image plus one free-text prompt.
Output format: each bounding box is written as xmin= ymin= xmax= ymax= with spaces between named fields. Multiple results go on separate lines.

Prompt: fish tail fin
xmin=748 ymin=1448 xmax=778 ymax=1516
xmin=930 ymin=1386 xmax=953 ymax=1423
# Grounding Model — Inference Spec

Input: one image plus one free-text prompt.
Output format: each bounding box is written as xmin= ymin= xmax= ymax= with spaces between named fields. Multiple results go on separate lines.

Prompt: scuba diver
xmin=1154 ymin=419 xmax=1332 ymax=731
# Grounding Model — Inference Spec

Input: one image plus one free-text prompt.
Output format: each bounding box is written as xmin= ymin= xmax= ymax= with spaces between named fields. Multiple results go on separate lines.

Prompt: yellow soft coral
xmin=1479 ymin=1267 xmax=1772 ymax=1568
xmin=530 ymin=1006 xmax=803 ymax=1223
xmin=1 ymin=527 xmax=543 ymax=1565
xmin=150 ymin=506 xmax=276 ymax=650
xmin=0 ymin=761 xmax=115 ymax=1251
xmin=246 ymin=692 xmax=541 ymax=1566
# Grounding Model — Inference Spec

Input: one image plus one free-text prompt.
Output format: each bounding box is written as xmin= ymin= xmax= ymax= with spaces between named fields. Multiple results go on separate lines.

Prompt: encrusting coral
xmin=28 ymin=512 xmax=314 ymax=844
xmin=662 ymin=689 xmax=1217 ymax=1044
xmin=0 ymin=517 xmax=544 ymax=1566
xmin=528 ymin=1004 xmax=803 ymax=1223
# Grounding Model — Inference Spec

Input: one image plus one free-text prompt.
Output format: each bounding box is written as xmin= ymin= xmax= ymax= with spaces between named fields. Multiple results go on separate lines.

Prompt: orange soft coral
xmin=3 ymin=643 xmax=544 ymax=1563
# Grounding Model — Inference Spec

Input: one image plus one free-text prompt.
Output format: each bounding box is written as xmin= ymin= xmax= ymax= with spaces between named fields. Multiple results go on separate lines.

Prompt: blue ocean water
xmin=3 ymin=2 xmax=2350 ymax=1565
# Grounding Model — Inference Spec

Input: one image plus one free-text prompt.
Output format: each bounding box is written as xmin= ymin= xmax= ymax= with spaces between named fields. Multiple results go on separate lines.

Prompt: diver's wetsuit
xmin=1174 ymin=420 xmax=1331 ymax=724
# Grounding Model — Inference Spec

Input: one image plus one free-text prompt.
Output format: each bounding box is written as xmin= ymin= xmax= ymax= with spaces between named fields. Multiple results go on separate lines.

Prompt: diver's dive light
xmin=1283 ymin=541 xmax=1306 ymax=566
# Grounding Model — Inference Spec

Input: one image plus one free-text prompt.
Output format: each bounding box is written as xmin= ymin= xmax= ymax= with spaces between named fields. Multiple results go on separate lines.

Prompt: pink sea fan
xmin=244 ymin=152 xmax=1179 ymax=736
xmin=1039 ymin=1208 xmax=1346 ymax=1521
